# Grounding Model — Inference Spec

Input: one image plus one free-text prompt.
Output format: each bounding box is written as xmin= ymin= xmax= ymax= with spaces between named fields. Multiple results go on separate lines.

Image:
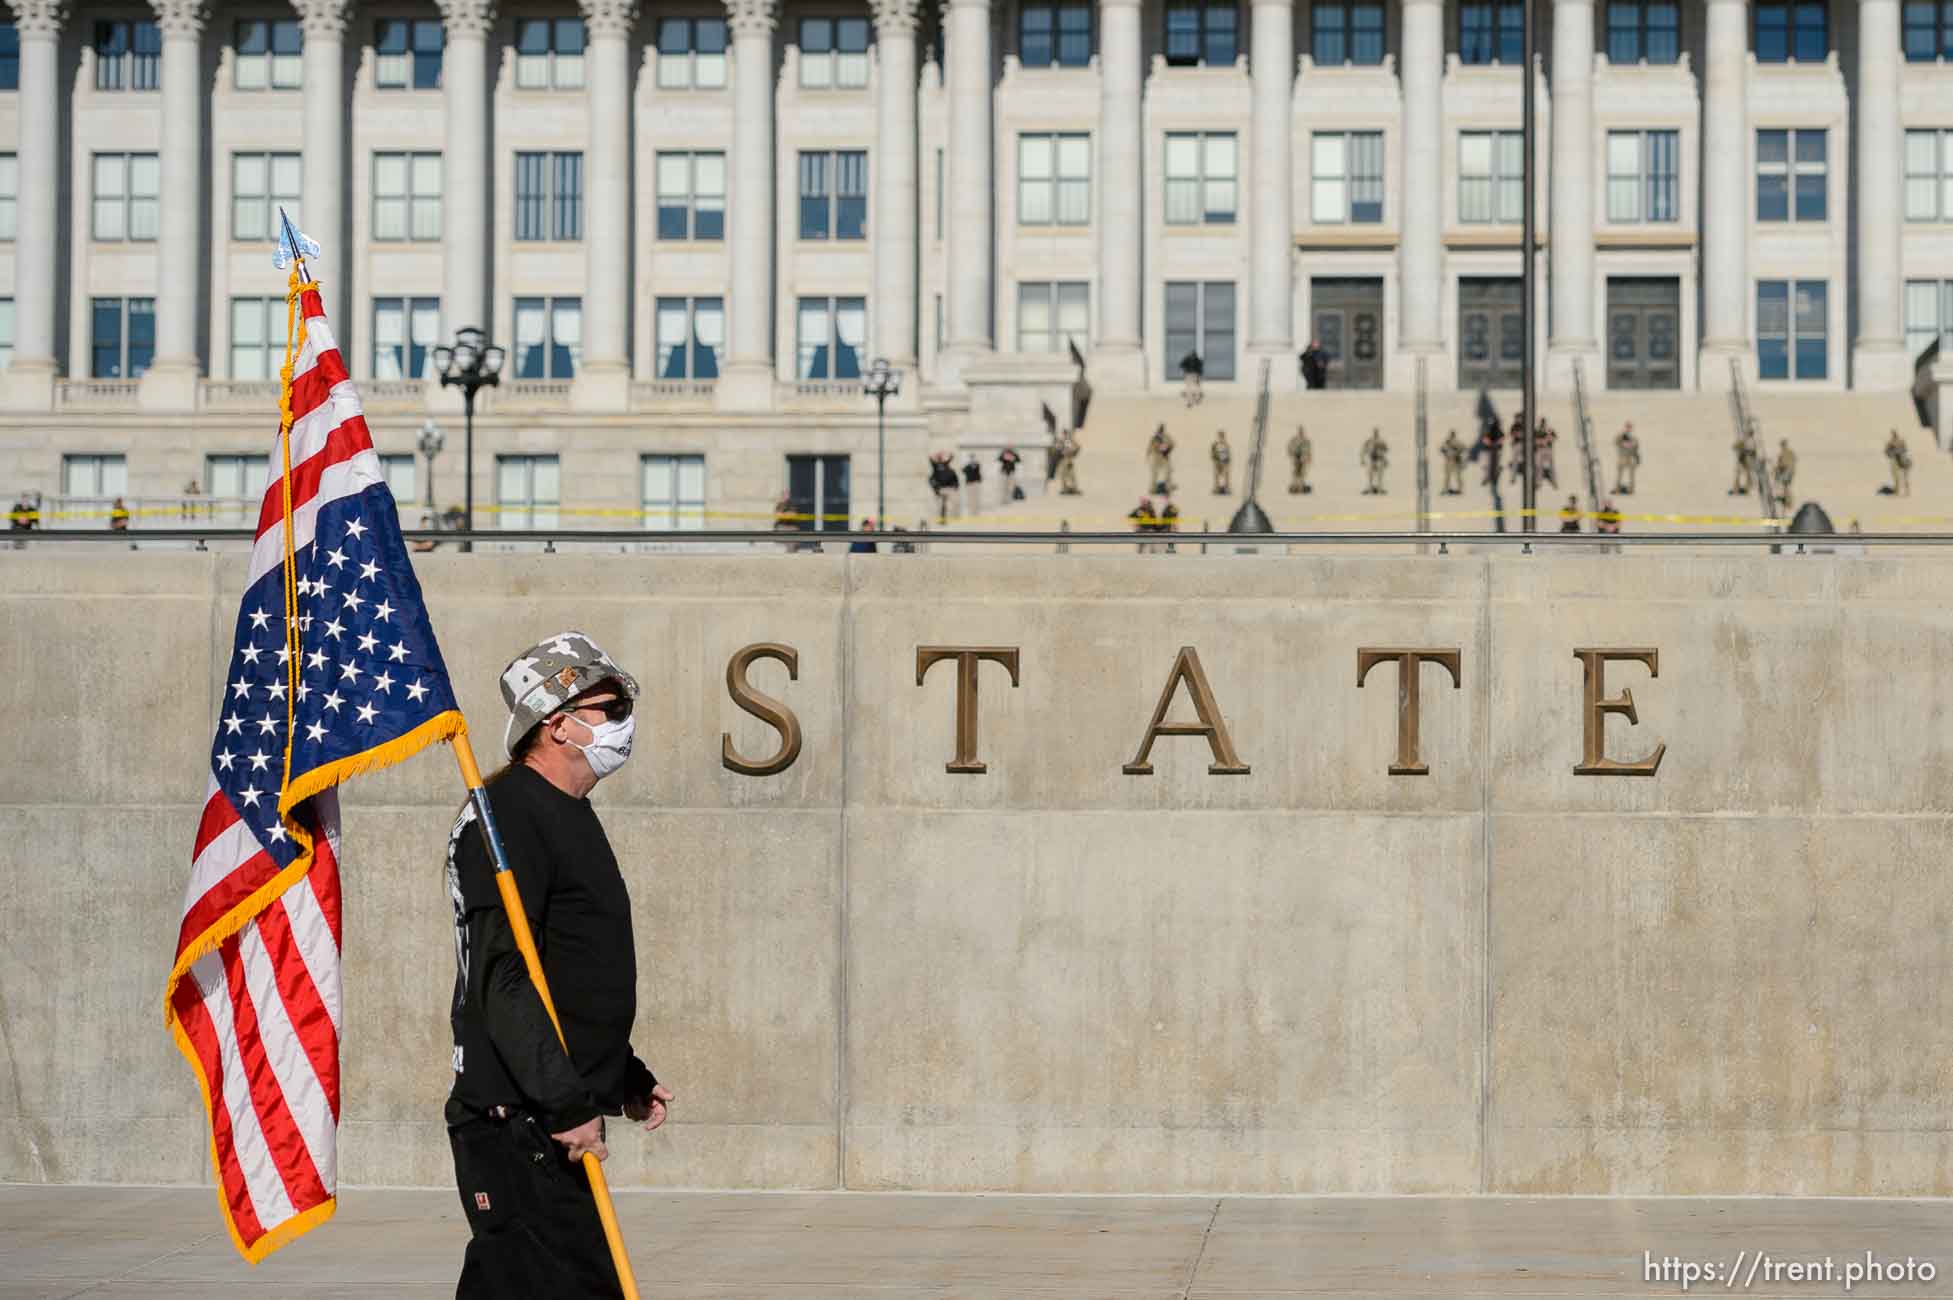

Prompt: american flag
xmin=164 ymin=277 xmax=463 ymax=1261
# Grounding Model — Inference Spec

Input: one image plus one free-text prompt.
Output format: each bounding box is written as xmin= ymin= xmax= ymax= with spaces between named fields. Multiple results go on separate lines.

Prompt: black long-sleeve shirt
xmin=445 ymin=765 xmax=655 ymax=1132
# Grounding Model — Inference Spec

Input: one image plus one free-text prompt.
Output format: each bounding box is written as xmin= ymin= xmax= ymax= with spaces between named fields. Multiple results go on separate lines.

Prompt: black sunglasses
xmin=563 ymin=696 xmax=632 ymax=723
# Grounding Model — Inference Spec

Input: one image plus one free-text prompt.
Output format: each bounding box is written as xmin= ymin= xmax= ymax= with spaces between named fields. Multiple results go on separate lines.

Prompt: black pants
xmin=449 ymin=1112 xmax=623 ymax=1299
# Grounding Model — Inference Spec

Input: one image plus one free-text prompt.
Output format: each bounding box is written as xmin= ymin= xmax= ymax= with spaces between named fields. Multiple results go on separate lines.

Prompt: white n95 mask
xmin=567 ymin=714 xmax=635 ymax=779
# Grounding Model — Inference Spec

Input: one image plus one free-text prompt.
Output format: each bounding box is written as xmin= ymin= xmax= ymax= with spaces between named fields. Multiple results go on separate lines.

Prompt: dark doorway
xmin=1310 ymin=277 xmax=1385 ymax=389
xmin=786 ymin=453 xmax=851 ymax=531
xmin=1605 ymin=277 xmax=1681 ymax=389
xmin=1458 ymin=276 xmax=1524 ymax=390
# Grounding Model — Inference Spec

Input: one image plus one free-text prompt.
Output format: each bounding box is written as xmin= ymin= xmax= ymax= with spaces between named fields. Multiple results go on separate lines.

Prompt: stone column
xmin=142 ymin=0 xmax=207 ymax=411
xmin=1547 ymin=0 xmax=1596 ymax=389
xmin=438 ymin=0 xmax=494 ymax=343
xmin=574 ymin=0 xmax=636 ymax=409
xmin=1699 ymin=0 xmax=1748 ymax=387
xmin=5 ymin=0 xmax=62 ymax=409
xmin=872 ymin=0 xmax=920 ymax=377
xmin=1245 ymin=0 xmax=1295 ymax=386
xmin=1398 ymin=0 xmax=1444 ymax=365
xmin=941 ymin=0 xmax=993 ymax=385
xmin=719 ymin=0 xmax=777 ymax=410
xmin=294 ymin=0 xmax=349 ymax=338
xmin=1093 ymin=0 xmax=1145 ymax=384
xmin=1855 ymin=0 xmax=1908 ymax=389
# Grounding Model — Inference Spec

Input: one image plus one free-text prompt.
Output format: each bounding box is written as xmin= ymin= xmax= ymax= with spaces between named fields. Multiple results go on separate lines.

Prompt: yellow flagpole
xmin=451 ymin=728 xmax=642 ymax=1300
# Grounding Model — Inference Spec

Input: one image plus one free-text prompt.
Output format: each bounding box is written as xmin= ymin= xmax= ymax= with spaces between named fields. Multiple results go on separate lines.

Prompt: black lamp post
xmin=432 ymin=327 xmax=506 ymax=547
xmin=863 ymin=356 xmax=902 ymax=526
xmin=416 ymin=418 xmax=444 ymax=512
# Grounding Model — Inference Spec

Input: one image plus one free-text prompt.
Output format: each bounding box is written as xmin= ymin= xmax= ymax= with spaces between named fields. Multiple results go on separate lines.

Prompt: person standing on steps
xmin=1886 ymin=428 xmax=1912 ymax=496
xmin=1211 ymin=430 xmax=1232 ymax=495
xmin=1147 ymin=424 xmax=1176 ymax=495
xmin=1614 ymin=422 xmax=1641 ymax=496
xmin=1361 ymin=428 xmax=1389 ymax=495
xmin=1440 ymin=430 xmax=1466 ymax=495
xmin=1179 ymin=351 xmax=1204 ymax=407
xmin=1299 ymin=338 xmax=1329 ymax=390
xmin=1288 ymin=426 xmax=1313 ymax=494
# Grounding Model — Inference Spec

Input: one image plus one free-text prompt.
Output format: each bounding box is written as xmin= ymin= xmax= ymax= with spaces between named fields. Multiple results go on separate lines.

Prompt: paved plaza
xmin=3 ymin=1186 xmax=1953 ymax=1298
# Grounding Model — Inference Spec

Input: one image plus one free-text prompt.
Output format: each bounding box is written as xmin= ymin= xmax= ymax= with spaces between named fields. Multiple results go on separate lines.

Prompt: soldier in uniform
xmin=1361 ymin=428 xmax=1389 ymax=495
xmin=1773 ymin=439 xmax=1797 ymax=507
xmin=1614 ymin=423 xmax=1641 ymax=495
xmin=1730 ymin=420 xmax=1759 ymax=495
xmin=1558 ymin=495 xmax=1582 ymax=533
xmin=1129 ymin=496 xmax=1157 ymax=554
xmin=1147 ymin=424 xmax=1176 ymax=494
xmin=1055 ymin=429 xmax=1081 ymax=495
xmin=1886 ymin=428 xmax=1913 ymax=496
xmin=1535 ymin=420 xmax=1559 ymax=488
xmin=1440 ymin=430 xmax=1466 ymax=495
xmin=1287 ymin=426 xmax=1313 ymax=494
xmin=1211 ymin=430 xmax=1232 ymax=495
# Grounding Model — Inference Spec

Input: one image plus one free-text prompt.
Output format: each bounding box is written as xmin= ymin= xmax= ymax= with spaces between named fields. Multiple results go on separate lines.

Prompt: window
xmin=656 ymin=152 xmax=725 ymax=240
xmin=1459 ymin=2 xmax=1523 ymax=65
xmin=229 ymin=296 xmax=292 ymax=379
xmin=1018 ymin=133 xmax=1090 ymax=226
xmin=91 ymin=297 xmax=155 ymax=378
xmin=1757 ymin=280 xmax=1827 ymax=380
xmin=0 ymin=155 xmax=16 ymax=239
xmin=1458 ymin=131 xmax=1523 ymax=223
xmin=513 ymin=297 xmax=580 ymax=378
xmin=232 ymin=152 xmax=301 ymax=242
xmin=800 ymin=17 xmax=869 ymax=88
xmin=642 ymin=454 xmax=706 ymax=530
xmin=1164 ymin=2 xmax=1238 ymax=66
xmin=206 ymin=454 xmax=271 ymax=504
xmin=1605 ymin=1 xmax=1678 ymax=63
xmin=657 ymin=16 xmax=727 ymax=88
xmin=1312 ymin=2 xmax=1384 ymax=65
xmin=93 ymin=153 xmax=161 ymax=241
xmin=1905 ymin=280 xmax=1953 ymax=360
xmin=235 ymin=19 xmax=303 ymax=89
xmin=376 ymin=18 xmax=443 ymax=89
xmin=798 ymin=150 xmax=868 ymax=239
xmin=1905 ymin=130 xmax=1953 ymax=220
xmin=785 ymin=453 xmax=850 ymax=532
xmin=1905 ymin=1 xmax=1953 ymax=60
xmin=1164 ymin=281 xmax=1235 ymax=380
xmin=378 ymin=453 xmax=416 ymax=504
xmin=1021 ymin=2 xmax=1092 ymax=67
xmin=654 ymin=297 xmax=723 ymax=379
xmin=95 ymin=21 xmax=161 ymax=90
xmin=1755 ymin=1 xmax=1826 ymax=63
xmin=1310 ymin=131 xmax=1383 ymax=223
xmin=1756 ymin=129 xmax=1826 ymax=223
xmin=0 ymin=25 xmax=16 ymax=90
xmin=372 ymin=297 xmax=440 ymax=380
xmin=1018 ymin=282 xmax=1089 ymax=354
xmin=63 ymin=454 xmax=127 ymax=498
xmin=515 ymin=152 xmax=583 ymax=241
xmin=0 ymin=298 xmax=12 ymax=367
xmin=1164 ymin=132 xmax=1237 ymax=225
xmin=515 ymin=17 xmax=584 ymax=88
xmin=497 ymin=455 xmax=560 ymax=530
xmin=373 ymin=152 xmax=441 ymax=241
xmin=1605 ymin=130 xmax=1679 ymax=222
xmin=796 ymin=297 xmax=866 ymax=379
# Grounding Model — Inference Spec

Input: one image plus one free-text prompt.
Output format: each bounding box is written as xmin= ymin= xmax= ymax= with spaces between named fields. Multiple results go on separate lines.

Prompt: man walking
xmin=446 ymin=632 xmax=675 ymax=1299
xmin=1614 ymin=423 xmax=1640 ymax=495
xmin=1299 ymin=338 xmax=1329 ymax=390
xmin=1211 ymin=430 xmax=1232 ymax=495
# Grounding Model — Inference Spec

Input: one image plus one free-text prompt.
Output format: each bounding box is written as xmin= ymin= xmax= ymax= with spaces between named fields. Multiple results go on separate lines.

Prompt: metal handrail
xmin=1414 ymin=357 xmax=1430 ymax=536
xmin=5 ymin=527 xmax=1939 ymax=548
xmin=1729 ymin=356 xmax=1778 ymax=526
xmin=1570 ymin=358 xmax=1604 ymax=512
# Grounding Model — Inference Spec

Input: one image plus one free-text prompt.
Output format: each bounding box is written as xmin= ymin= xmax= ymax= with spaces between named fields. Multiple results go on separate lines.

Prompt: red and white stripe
xmin=167 ymin=287 xmax=374 ymax=1260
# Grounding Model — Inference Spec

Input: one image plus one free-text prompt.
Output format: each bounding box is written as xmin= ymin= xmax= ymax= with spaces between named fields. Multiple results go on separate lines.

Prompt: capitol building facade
xmin=0 ymin=0 xmax=1947 ymax=527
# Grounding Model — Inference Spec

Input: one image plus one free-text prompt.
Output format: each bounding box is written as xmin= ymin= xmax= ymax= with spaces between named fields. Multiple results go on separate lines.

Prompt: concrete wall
xmin=3 ymin=551 xmax=1952 ymax=1196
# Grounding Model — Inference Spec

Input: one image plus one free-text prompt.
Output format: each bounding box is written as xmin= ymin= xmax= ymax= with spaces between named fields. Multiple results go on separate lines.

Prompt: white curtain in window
xmin=797 ymin=299 xmax=829 ymax=378
xmin=1312 ymin=134 xmax=1346 ymax=223
xmin=411 ymin=300 xmax=440 ymax=377
xmin=514 ymin=299 xmax=545 ymax=377
xmin=1906 ymin=131 xmax=1939 ymax=220
xmin=1204 ymin=135 xmax=1237 ymax=220
xmin=656 ymin=299 xmax=689 ymax=377
xmin=373 ymin=299 xmax=405 ymax=379
xmin=0 ymin=298 xmax=14 ymax=368
xmin=128 ymin=155 xmax=159 ymax=239
xmin=835 ymin=299 xmax=866 ymax=377
xmin=412 ymin=154 xmax=442 ymax=239
xmin=553 ymin=300 xmax=581 ymax=376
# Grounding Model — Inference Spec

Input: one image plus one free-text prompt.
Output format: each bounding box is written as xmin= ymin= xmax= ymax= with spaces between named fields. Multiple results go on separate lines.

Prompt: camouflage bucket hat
xmin=500 ymin=630 xmax=641 ymax=755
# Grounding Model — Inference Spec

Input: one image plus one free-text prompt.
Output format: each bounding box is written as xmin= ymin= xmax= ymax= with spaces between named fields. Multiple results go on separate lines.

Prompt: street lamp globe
xmin=417 ymin=419 xmax=445 ymax=460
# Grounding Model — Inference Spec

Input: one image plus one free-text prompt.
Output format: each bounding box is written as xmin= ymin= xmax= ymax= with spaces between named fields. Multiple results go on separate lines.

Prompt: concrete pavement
xmin=4 ymin=1187 xmax=1953 ymax=1298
